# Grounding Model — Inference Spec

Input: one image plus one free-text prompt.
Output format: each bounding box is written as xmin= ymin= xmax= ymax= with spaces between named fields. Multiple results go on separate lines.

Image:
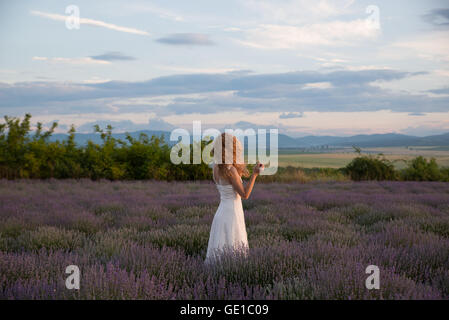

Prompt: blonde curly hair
xmin=213 ymin=132 xmax=249 ymax=180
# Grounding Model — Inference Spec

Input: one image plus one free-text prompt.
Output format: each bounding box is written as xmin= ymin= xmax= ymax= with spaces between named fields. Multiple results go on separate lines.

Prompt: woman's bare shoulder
xmin=228 ymin=166 xmax=240 ymax=179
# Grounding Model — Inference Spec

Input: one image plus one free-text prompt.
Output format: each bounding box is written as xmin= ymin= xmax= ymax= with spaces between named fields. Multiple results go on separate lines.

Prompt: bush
xmin=401 ymin=156 xmax=443 ymax=181
xmin=344 ymin=155 xmax=396 ymax=181
xmin=441 ymin=167 xmax=449 ymax=182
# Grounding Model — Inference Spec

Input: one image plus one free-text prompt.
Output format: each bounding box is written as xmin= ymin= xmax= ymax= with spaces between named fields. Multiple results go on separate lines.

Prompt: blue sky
xmin=1 ymin=0 xmax=448 ymax=136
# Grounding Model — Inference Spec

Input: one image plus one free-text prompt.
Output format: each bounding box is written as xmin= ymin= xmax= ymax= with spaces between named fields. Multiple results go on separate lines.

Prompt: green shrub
xmin=441 ymin=167 xmax=449 ymax=182
xmin=344 ymin=155 xmax=397 ymax=181
xmin=401 ymin=156 xmax=442 ymax=181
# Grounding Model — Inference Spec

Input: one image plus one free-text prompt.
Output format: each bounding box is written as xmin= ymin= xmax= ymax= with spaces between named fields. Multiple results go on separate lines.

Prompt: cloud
xmin=233 ymin=0 xmax=379 ymax=49
xmin=89 ymin=52 xmax=136 ymax=62
xmin=390 ymin=30 xmax=449 ymax=62
xmin=422 ymin=8 xmax=449 ymax=27
xmin=1 ymin=69 xmax=447 ymax=116
xmin=408 ymin=112 xmax=426 ymax=116
xmin=32 ymin=56 xmax=48 ymax=61
xmin=0 ymin=69 xmax=410 ymax=105
xmin=303 ymin=82 xmax=333 ymax=89
xmin=223 ymin=121 xmax=280 ymax=131
xmin=30 ymin=10 xmax=150 ymax=36
xmin=157 ymin=66 xmax=248 ymax=74
xmin=280 ymin=112 xmax=304 ymax=119
xmin=300 ymin=55 xmax=349 ymax=68
xmin=32 ymin=52 xmax=136 ymax=65
xmin=223 ymin=27 xmax=242 ymax=32
xmin=429 ymin=87 xmax=449 ymax=95
xmin=127 ymin=4 xmax=185 ymax=22
xmin=156 ymin=33 xmax=214 ymax=45
xmin=434 ymin=69 xmax=449 ymax=77
xmin=238 ymin=19 xmax=380 ymax=49
xmin=82 ymin=77 xmax=111 ymax=84
xmin=243 ymin=0 xmax=355 ymax=24
xmin=33 ymin=56 xmax=110 ymax=65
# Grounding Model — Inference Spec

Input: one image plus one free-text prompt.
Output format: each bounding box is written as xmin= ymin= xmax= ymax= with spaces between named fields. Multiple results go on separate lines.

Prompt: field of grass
xmin=1 ymin=179 xmax=448 ymax=299
xmin=278 ymin=147 xmax=449 ymax=169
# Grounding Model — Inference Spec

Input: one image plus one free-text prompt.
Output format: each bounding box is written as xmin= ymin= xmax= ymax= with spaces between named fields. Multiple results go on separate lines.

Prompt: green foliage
xmin=344 ymin=150 xmax=449 ymax=182
xmin=344 ymin=155 xmax=397 ymax=181
xmin=401 ymin=156 xmax=444 ymax=181
xmin=441 ymin=167 xmax=449 ymax=182
xmin=0 ymin=114 xmax=211 ymax=181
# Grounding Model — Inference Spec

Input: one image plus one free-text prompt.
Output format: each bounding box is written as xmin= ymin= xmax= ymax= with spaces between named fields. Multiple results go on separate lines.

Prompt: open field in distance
xmin=278 ymin=146 xmax=449 ymax=169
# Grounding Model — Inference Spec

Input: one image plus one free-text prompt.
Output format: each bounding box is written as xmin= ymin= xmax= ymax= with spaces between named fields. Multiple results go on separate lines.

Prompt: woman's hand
xmin=253 ymin=161 xmax=264 ymax=175
xmin=228 ymin=164 xmax=261 ymax=200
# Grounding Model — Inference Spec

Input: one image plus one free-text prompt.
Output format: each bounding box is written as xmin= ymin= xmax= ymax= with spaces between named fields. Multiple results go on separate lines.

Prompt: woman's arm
xmin=228 ymin=162 xmax=264 ymax=199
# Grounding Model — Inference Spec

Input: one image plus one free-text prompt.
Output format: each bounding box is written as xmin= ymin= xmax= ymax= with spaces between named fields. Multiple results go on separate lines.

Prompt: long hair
xmin=213 ymin=132 xmax=249 ymax=181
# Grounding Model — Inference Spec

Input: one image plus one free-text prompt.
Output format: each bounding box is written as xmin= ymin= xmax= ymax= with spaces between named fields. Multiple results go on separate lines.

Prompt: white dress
xmin=205 ymin=169 xmax=249 ymax=263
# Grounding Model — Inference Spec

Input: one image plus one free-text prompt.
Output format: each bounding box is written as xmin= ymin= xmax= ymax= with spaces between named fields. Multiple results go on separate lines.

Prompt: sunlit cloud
xmin=243 ymin=0 xmax=356 ymax=24
xmin=303 ymin=82 xmax=333 ymax=89
xmin=386 ymin=31 xmax=449 ymax=63
xmin=30 ymin=10 xmax=150 ymax=36
xmin=237 ymin=19 xmax=380 ymax=49
xmin=33 ymin=56 xmax=111 ymax=65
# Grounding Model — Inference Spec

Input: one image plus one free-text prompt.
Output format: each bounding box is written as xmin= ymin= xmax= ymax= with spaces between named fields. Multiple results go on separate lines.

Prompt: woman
xmin=205 ymin=132 xmax=264 ymax=263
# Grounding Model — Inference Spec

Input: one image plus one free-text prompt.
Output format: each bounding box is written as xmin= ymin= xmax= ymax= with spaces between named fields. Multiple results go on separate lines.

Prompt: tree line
xmin=0 ymin=114 xmax=211 ymax=180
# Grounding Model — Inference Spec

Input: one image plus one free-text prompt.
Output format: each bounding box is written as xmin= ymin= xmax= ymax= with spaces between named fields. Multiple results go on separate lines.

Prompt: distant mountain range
xmin=49 ymin=130 xmax=449 ymax=148
xmin=278 ymin=132 xmax=449 ymax=148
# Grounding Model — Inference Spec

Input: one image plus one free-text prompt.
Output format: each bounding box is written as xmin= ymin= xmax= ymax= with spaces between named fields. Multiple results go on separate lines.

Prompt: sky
xmin=1 ymin=0 xmax=449 ymax=137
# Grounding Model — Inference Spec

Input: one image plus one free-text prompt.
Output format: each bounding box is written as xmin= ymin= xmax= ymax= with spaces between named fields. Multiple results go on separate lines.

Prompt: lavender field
xmin=0 ymin=179 xmax=448 ymax=299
